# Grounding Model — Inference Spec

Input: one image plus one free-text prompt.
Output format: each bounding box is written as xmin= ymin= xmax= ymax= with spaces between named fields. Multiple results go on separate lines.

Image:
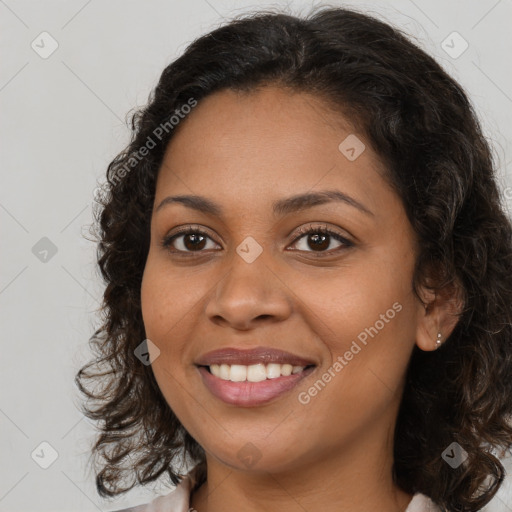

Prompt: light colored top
xmin=110 ymin=470 xmax=441 ymax=512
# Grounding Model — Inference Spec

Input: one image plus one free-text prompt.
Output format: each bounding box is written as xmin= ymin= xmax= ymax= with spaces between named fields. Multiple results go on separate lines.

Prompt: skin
xmin=140 ymin=86 xmax=460 ymax=512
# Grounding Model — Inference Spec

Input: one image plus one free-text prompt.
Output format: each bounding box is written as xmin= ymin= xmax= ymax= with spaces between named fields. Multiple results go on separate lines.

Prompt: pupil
xmin=309 ymin=233 xmax=329 ymax=251
xmin=185 ymin=234 xmax=206 ymax=251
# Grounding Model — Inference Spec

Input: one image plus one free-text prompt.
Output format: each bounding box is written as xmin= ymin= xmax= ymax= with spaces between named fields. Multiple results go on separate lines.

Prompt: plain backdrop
xmin=1 ymin=1 xmax=512 ymax=511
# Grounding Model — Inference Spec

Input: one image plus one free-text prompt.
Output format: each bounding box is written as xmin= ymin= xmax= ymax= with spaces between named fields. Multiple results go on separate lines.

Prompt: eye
xmin=161 ymin=226 xmax=220 ymax=254
xmin=161 ymin=223 xmax=354 ymax=256
xmin=289 ymin=224 xmax=354 ymax=254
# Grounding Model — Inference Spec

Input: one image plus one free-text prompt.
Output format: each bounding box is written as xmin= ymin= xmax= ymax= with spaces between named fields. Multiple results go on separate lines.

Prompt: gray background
xmin=1 ymin=0 xmax=512 ymax=511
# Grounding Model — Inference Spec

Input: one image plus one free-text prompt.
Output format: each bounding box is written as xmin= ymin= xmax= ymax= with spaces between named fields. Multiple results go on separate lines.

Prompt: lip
xmin=197 ymin=365 xmax=316 ymax=407
xmin=195 ymin=347 xmax=316 ymax=367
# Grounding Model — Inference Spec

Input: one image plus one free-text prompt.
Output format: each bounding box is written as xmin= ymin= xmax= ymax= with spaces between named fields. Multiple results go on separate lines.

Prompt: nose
xmin=204 ymin=250 xmax=293 ymax=331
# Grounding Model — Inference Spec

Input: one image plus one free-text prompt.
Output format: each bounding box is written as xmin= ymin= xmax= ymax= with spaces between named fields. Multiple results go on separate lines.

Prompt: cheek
xmin=290 ymin=248 xmax=419 ymax=407
xmin=140 ymin=262 xmax=193 ymax=419
xmin=291 ymin=269 xmax=416 ymax=440
xmin=140 ymin=263 xmax=191 ymax=390
xmin=140 ymin=256 xmax=215 ymax=404
xmin=293 ymin=260 xmax=413 ymax=343
xmin=141 ymin=256 xmax=203 ymax=344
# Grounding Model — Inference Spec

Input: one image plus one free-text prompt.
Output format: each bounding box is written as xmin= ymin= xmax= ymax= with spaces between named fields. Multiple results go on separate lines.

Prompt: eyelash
xmin=161 ymin=224 xmax=354 ymax=257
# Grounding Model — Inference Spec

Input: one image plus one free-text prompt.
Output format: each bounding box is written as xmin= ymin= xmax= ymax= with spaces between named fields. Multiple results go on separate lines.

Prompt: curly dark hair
xmin=75 ymin=5 xmax=512 ymax=511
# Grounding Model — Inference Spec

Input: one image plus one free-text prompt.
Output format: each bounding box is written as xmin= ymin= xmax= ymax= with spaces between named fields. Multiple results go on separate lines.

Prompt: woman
xmin=76 ymin=6 xmax=512 ymax=512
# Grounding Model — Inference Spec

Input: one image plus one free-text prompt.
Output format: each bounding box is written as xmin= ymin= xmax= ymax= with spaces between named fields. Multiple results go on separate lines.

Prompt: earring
xmin=435 ymin=332 xmax=442 ymax=349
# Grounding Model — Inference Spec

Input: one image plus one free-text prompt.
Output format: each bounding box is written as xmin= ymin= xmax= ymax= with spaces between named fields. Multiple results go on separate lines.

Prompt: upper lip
xmin=196 ymin=347 xmax=316 ymax=367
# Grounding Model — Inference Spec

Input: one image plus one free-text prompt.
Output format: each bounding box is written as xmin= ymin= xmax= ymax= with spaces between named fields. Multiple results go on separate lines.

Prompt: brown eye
xmin=181 ymin=233 xmax=207 ymax=251
xmin=162 ymin=228 xmax=220 ymax=253
xmin=290 ymin=226 xmax=353 ymax=254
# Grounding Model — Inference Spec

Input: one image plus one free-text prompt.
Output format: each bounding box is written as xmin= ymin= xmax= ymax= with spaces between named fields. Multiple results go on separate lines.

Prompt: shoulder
xmin=406 ymin=493 xmax=441 ymax=512
xmin=109 ymin=468 xmax=197 ymax=512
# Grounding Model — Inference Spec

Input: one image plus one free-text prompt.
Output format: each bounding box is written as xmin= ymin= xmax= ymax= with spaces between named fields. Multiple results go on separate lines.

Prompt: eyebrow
xmin=155 ymin=189 xmax=374 ymax=218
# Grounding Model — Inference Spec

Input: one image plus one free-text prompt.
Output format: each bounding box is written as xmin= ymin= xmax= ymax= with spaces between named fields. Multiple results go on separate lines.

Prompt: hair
xmin=75 ymin=5 xmax=512 ymax=511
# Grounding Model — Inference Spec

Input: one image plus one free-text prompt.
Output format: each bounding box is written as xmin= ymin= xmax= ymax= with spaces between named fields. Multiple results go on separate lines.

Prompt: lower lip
xmin=197 ymin=366 xmax=315 ymax=407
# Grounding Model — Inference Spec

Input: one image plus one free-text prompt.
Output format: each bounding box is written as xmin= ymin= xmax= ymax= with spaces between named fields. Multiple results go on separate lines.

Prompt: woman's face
xmin=141 ymin=86 xmax=427 ymax=474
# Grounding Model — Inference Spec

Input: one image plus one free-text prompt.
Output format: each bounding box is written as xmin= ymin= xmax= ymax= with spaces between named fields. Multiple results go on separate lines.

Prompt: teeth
xmin=230 ymin=364 xmax=247 ymax=382
xmin=247 ymin=363 xmax=267 ymax=382
xmin=281 ymin=364 xmax=293 ymax=376
xmin=208 ymin=363 xmax=307 ymax=381
xmin=266 ymin=363 xmax=282 ymax=379
xmin=219 ymin=364 xmax=230 ymax=380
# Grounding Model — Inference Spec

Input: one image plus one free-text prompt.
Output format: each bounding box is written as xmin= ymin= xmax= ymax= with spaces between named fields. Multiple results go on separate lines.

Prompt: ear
xmin=415 ymin=280 xmax=464 ymax=351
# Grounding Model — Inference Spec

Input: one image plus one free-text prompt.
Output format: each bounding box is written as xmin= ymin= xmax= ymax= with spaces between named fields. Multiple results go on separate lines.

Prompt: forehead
xmin=155 ymin=86 xmax=392 ymax=217
xmin=164 ymin=86 xmax=361 ymax=164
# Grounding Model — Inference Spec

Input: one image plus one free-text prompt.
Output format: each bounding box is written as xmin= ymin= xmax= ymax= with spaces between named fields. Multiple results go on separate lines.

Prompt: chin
xmin=202 ymin=435 xmax=311 ymax=475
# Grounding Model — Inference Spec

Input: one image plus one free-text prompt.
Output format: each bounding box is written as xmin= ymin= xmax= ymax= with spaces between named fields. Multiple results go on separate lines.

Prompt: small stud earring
xmin=435 ymin=332 xmax=442 ymax=349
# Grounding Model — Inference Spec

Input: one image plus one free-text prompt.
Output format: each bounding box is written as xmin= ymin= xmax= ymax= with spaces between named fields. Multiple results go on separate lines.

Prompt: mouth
xmin=195 ymin=347 xmax=317 ymax=407
xmin=201 ymin=362 xmax=314 ymax=381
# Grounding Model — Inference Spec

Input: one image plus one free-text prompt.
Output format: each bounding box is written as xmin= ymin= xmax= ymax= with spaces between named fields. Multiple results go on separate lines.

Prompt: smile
xmin=197 ymin=363 xmax=316 ymax=407
xmin=195 ymin=346 xmax=317 ymax=406
xmin=208 ymin=362 xmax=307 ymax=381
